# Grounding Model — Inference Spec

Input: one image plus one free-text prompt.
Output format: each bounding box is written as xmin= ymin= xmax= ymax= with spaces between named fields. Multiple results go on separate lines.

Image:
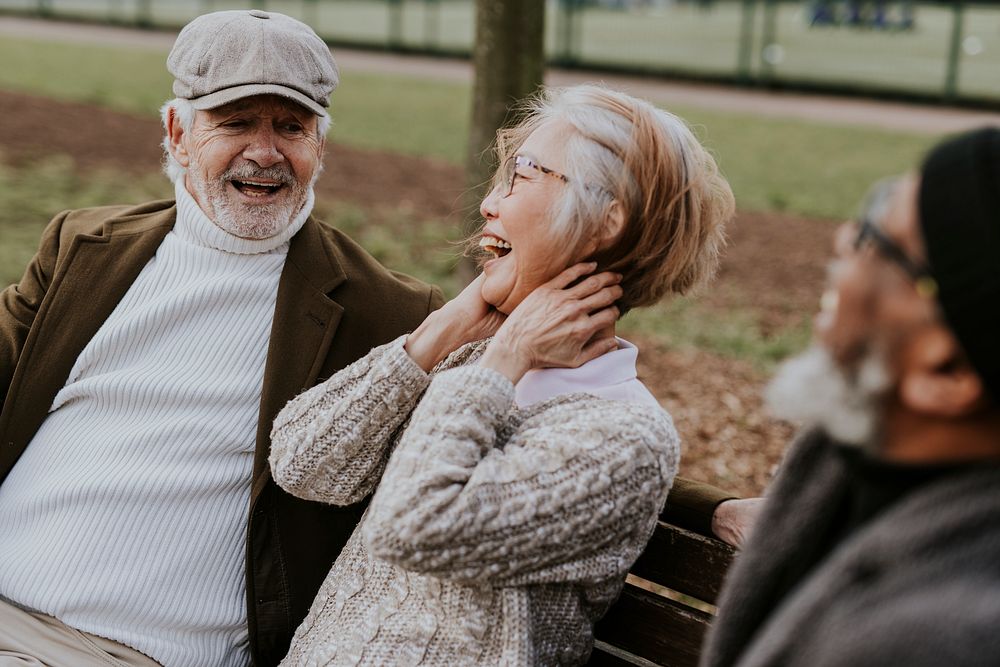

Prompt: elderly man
xmin=701 ymin=128 xmax=1000 ymax=666
xmin=0 ymin=10 xmax=440 ymax=667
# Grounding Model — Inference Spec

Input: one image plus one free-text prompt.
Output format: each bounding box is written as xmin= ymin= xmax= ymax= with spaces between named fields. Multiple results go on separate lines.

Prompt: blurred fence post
xmin=759 ymin=0 xmax=778 ymax=83
xmin=108 ymin=0 xmax=123 ymax=23
xmin=388 ymin=0 xmax=404 ymax=49
xmin=303 ymin=0 xmax=318 ymax=31
xmin=944 ymin=1 xmax=965 ymax=102
xmin=424 ymin=0 xmax=440 ymax=49
xmin=555 ymin=0 xmax=580 ymax=65
xmin=136 ymin=0 xmax=152 ymax=27
xmin=736 ymin=0 xmax=756 ymax=82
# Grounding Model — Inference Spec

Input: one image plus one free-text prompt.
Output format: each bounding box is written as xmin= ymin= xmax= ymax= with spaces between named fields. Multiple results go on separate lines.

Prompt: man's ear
xmin=166 ymin=106 xmax=191 ymax=169
xmin=899 ymin=326 xmax=986 ymax=418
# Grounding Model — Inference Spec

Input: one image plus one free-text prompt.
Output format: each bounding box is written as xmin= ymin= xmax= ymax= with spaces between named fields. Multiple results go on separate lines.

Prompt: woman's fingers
xmin=564 ymin=271 xmax=622 ymax=310
xmin=577 ymin=332 xmax=620 ymax=366
xmin=590 ymin=303 xmax=621 ymax=328
xmin=544 ymin=261 xmax=599 ymax=290
xmin=564 ymin=270 xmax=623 ymax=299
xmin=578 ymin=284 xmax=624 ymax=314
xmin=563 ymin=305 xmax=620 ymax=361
xmin=542 ymin=262 xmax=622 ymax=303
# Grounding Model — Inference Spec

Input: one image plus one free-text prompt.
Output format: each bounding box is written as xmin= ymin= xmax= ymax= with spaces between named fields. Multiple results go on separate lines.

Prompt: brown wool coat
xmin=0 ymin=200 xmax=443 ymax=666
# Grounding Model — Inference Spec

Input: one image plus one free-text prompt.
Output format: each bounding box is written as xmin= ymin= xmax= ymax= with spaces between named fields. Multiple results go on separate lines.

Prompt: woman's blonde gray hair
xmin=485 ymin=84 xmax=734 ymax=312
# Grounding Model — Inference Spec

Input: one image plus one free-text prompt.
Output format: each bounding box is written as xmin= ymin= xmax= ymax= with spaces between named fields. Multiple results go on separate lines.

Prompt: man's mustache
xmin=222 ymin=163 xmax=296 ymax=186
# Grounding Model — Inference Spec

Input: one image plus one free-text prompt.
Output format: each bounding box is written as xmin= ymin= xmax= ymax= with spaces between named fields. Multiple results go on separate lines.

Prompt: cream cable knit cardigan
xmin=269 ymin=336 xmax=679 ymax=666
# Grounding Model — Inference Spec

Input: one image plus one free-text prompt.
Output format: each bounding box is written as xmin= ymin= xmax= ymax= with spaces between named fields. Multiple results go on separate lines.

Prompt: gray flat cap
xmin=168 ymin=9 xmax=339 ymax=115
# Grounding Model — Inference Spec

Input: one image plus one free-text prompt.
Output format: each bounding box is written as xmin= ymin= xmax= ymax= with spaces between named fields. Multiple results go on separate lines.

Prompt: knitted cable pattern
xmin=270 ymin=336 xmax=679 ymax=666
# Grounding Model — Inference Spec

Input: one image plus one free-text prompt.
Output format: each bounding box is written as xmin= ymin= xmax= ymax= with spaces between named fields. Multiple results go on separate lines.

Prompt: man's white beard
xmin=187 ymin=158 xmax=314 ymax=240
xmin=765 ymin=345 xmax=891 ymax=448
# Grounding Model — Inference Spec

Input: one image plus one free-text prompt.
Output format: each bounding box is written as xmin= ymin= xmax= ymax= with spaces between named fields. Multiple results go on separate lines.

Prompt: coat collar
xmin=252 ymin=217 xmax=346 ymax=483
xmin=99 ymin=203 xmax=178 ymax=239
xmin=284 ymin=214 xmax=347 ymax=294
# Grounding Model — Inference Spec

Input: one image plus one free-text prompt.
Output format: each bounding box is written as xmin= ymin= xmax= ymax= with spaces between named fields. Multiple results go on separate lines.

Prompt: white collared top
xmin=514 ymin=337 xmax=661 ymax=410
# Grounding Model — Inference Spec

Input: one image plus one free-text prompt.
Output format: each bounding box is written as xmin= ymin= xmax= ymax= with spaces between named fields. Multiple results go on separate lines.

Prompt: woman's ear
xmin=599 ymin=200 xmax=627 ymax=250
xmin=899 ymin=326 xmax=986 ymax=418
xmin=167 ymin=107 xmax=191 ymax=169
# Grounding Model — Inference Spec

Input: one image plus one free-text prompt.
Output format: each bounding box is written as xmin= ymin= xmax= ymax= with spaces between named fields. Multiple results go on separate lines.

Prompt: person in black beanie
xmin=700 ymin=127 xmax=1000 ymax=667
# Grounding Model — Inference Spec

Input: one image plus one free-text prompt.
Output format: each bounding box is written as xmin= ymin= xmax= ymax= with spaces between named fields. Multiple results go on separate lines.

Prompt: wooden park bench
xmin=587 ymin=493 xmax=738 ymax=667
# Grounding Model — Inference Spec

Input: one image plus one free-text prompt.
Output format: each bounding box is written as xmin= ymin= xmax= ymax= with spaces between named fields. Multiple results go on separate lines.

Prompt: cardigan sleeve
xmin=269 ymin=335 xmax=431 ymax=505
xmin=362 ymin=364 xmax=680 ymax=587
xmin=0 ymin=211 xmax=68 ymax=407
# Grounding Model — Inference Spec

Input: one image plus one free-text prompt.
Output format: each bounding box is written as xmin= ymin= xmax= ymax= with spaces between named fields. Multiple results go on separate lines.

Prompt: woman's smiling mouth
xmin=480 ymin=235 xmax=513 ymax=258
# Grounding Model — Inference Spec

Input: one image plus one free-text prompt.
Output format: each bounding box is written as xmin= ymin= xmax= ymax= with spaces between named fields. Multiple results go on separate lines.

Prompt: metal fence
xmin=2 ymin=0 xmax=999 ymax=107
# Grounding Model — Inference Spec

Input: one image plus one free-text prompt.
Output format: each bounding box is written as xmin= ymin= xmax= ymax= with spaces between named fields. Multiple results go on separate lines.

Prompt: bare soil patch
xmin=0 ymin=89 xmax=833 ymax=496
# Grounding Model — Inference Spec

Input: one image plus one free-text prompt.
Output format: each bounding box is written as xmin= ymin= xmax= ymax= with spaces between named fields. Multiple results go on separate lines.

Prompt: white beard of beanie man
xmin=918 ymin=127 xmax=1000 ymax=401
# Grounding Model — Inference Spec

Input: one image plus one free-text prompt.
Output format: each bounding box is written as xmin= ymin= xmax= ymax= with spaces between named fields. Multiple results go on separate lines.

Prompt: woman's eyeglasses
xmin=499 ymin=155 xmax=569 ymax=198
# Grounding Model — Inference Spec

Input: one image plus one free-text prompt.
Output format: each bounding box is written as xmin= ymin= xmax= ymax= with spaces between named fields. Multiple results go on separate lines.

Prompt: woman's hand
xmin=405 ymin=274 xmax=506 ymax=372
xmin=479 ymin=262 xmax=623 ymax=384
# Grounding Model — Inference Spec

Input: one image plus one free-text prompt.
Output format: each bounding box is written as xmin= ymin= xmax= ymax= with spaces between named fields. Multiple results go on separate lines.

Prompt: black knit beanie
xmin=918 ymin=127 xmax=1000 ymax=401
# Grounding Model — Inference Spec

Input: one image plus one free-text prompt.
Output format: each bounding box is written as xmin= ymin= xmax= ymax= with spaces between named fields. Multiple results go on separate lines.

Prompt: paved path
xmin=4 ymin=14 xmax=1000 ymax=134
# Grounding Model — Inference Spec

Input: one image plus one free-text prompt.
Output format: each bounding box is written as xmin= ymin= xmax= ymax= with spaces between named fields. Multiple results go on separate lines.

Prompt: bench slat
xmin=629 ymin=521 xmax=736 ymax=605
xmin=591 ymin=582 xmax=713 ymax=667
xmin=589 ymin=640 xmax=667 ymax=667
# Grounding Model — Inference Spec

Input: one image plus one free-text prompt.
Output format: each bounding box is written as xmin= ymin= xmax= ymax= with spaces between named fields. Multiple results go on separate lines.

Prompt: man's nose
xmin=242 ymin=128 xmax=284 ymax=169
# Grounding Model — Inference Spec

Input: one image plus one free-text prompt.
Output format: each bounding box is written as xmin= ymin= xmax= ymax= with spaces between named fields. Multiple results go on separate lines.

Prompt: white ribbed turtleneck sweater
xmin=0 ymin=181 xmax=313 ymax=667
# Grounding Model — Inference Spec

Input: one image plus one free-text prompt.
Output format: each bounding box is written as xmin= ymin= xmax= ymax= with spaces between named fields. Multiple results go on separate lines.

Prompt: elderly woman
xmin=270 ymin=84 xmax=734 ymax=666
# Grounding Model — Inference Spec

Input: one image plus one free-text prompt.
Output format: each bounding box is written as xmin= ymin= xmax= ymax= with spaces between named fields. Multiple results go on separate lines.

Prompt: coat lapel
xmin=0 ymin=207 xmax=175 ymax=482
xmin=251 ymin=217 xmax=346 ymax=483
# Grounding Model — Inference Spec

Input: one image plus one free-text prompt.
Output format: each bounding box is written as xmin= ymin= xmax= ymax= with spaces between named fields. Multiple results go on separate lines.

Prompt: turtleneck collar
xmin=173 ymin=178 xmax=313 ymax=255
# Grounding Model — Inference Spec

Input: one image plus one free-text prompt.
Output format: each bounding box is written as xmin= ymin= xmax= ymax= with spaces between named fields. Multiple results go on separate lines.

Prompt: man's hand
xmin=711 ymin=497 xmax=765 ymax=549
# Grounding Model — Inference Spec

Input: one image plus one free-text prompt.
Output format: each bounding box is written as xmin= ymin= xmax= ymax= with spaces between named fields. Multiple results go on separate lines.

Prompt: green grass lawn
xmin=0 ymin=34 xmax=949 ymax=368
xmin=0 ymin=36 xmax=941 ymax=220
xmin=0 ymin=153 xmax=171 ymax=287
xmin=619 ymin=295 xmax=812 ymax=370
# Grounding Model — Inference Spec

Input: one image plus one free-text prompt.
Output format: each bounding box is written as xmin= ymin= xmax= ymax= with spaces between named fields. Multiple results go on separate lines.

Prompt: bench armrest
xmin=661 ymin=477 xmax=740 ymax=539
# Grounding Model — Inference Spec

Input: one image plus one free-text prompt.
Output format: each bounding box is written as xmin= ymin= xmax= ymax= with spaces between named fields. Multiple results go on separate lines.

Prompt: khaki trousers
xmin=0 ymin=598 xmax=161 ymax=667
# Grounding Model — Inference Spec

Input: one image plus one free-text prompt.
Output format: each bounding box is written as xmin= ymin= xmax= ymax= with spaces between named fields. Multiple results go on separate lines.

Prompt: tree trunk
xmin=459 ymin=0 xmax=545 ymax=282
